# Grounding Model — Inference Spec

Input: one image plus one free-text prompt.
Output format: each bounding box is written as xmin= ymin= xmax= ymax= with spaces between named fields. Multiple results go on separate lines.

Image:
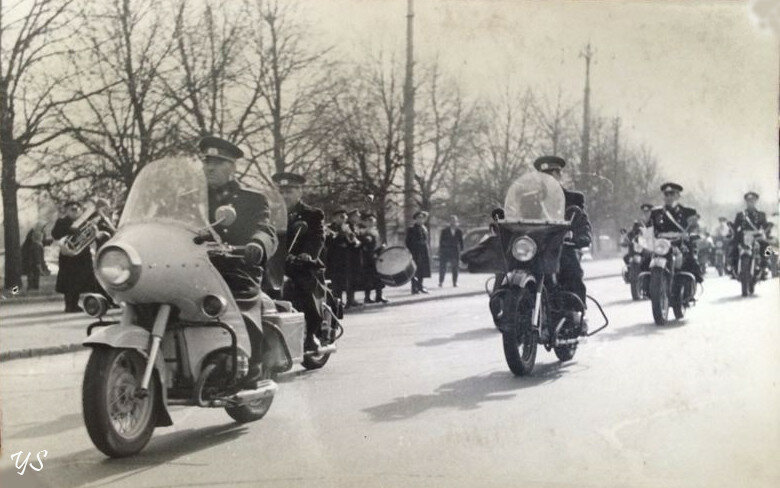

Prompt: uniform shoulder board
xmin=235 ymin=181 xmax=265 ymax=195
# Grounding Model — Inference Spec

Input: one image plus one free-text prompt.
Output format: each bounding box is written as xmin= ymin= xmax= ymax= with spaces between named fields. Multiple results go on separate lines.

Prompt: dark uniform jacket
xmin=733 ymin=209 xmax=768 ymax=237
xmin=208 ymin=179 xmax=281 ymax=289
xmin=285 ymin=200 xmax=325 ymax=293
xmin=325 ymin=222 xmax=357 ymax=290
xmin=438 ymin=227 xmax=464 ymax=259
xmin=51 ymin=216 xmax=97 ymax=295
xmin=359 ymin=227 xmax=384 ymax=290
xmin=563 ymin=190 xmax=592 ymax=249
xmin=649 ymin=204 xmax=698 ymax=235
xmin=405 ymin=223 xmax=432 ymax=278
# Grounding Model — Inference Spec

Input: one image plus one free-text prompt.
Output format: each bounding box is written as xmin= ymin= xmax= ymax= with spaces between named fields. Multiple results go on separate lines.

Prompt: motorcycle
xmin=467 ymin=172 xmax=608 ymax=376
xmin=621 ymin=231 xmax=651 ymax=301
xmin=712 ymin=237 xmax=728 ymax=276
xmin=736 ymin=229 xmax=769 ymax=296
xmin=79 ymin=156 xmax=343 ymax=457
xmin=639 ymin=231 xmax=698 ymax=325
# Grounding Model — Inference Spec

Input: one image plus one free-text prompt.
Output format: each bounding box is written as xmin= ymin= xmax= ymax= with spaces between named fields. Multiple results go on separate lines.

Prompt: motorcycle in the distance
xmin=79 ymin=156 xmax=343 ymax=458
xmin=639 ymin=231 xmax=698 ymax=325
xmin=621 ymin=229 xmax=651 ymax=301
xmin=736 ymin=227 xmax=771 ymax=296
xmin=462 ymin=172 xmax=608 ymax=376
xmin=712 ymin=236 xmax=728 ymax=276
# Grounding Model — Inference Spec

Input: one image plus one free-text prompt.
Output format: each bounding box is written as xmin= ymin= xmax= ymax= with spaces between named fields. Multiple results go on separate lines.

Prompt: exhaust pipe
xmin=229 ymin=379 xmax=278 ymax=405
xmin=304 ymin=344 xmax=337 ymax=357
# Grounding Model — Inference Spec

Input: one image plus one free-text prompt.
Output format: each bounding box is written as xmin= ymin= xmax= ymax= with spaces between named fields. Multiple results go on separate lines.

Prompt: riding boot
xmin=376 ymin=289 xmax=389 ymax=304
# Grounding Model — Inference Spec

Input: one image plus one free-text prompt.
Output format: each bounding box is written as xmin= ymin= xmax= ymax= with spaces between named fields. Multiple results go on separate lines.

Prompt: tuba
xmin=60 ymin=202 xmax=117 ymax=257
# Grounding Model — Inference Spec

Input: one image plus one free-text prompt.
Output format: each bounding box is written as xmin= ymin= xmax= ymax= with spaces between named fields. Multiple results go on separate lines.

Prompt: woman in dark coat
xmin=51 ymin=201 xmax=96 ymax=312
xmin=21 ymin=228 xmax=48 ymax=291
xmin=405 ymin=210 xmax=431 ymax=294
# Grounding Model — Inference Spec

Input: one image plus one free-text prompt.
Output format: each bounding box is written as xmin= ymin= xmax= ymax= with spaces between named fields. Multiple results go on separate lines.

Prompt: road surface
xmin=1 ymin=273 xmax=778 ymax=488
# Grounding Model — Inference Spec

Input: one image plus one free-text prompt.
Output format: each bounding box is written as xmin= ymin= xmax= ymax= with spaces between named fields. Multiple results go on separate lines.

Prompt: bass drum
xmin=376 ymin=246 xmax=417 ymax=287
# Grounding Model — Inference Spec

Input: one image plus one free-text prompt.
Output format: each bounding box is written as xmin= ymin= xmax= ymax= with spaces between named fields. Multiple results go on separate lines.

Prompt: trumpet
xmin=60 ymin=206 xmax=116 ymax=257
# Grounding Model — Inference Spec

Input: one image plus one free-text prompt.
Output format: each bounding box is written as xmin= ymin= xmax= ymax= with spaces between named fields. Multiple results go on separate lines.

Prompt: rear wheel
xmin=739 ymin=255 xmax=752 ymax=297
xmin=629 ymin=263 xmax=641 ymax=301
xmin=225 ymin=367 xmax=276 ymax=423
xmin=671 ymin=278 xmax=686 ymax=320
xmin=82 ymin=348 xmax=157 ymax=458
xmin=501 ymin=288 xmax=538 ymax=376
xmin=649 ymin=268 xmax=669 ymax=325
xmin=554 ymin=343 xmax=577 ymax=362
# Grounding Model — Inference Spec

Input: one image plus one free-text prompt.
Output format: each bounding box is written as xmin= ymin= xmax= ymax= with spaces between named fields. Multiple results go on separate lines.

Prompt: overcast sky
xmin=300 ymin=0 xmax=778 ymax=206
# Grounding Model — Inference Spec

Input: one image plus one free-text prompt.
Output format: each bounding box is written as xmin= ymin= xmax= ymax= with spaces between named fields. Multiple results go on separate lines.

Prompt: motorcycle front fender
xmin=505 ymin=269 xmax=536 ymax=289
xmin=650 ymin=256 xmax=668 ymax=269
xmin=83 ymin=324 xmax=172 ymax=426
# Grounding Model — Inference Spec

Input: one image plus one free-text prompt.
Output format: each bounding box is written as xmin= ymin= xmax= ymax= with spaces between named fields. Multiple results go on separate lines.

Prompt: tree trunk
xmin=376 ymin=194 xmax=388 ymax=243
xmin=2 ymin=153 xmax=22 ymax=289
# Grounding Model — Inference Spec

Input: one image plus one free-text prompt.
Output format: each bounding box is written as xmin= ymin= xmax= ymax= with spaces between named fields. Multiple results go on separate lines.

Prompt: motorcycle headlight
xmin=511 ymin=236 xmax=537 ymax=262
xmin=97 ymin=246 xmax=140 ymax=289
xmin=653 ymin=238 xmax=671 ymax=255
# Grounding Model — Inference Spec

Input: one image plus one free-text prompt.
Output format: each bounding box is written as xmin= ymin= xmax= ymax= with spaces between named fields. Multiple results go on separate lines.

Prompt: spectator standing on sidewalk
xmin=406 ymin=210 xmax=431 ymax=294
xmin=51 ymin=201 xmax=95 ymax=313
xmin=438 ymin=215 xmax=464 ymax=287
xmin=21 ymin=227 xmax=50 ymax=291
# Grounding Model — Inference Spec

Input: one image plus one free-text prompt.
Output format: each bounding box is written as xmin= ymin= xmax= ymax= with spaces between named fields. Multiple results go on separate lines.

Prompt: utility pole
xmin=402 ymin=0 xmax=415 ymax=230
xmin=579 ymin=42 xmax=594 ymax=183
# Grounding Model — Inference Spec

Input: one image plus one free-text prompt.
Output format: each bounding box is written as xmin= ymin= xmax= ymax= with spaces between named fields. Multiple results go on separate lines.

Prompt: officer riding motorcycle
xmin=712 ymin=216 xmax=732 ymax=276
xmin=620 ymin=203 xmax=653 ymax=300
xmin=644 ymin=182 xmax=702 ymax=325
xmin=730 ymin=191 xmax=772 ymax=296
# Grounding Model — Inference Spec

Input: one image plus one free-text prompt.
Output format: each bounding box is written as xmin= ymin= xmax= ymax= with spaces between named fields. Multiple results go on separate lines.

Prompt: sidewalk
xmin=0 ymin=258 xmax=622 ymax=361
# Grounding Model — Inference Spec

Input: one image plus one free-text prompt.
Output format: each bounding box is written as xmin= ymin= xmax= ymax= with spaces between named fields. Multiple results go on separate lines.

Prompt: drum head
xmin=376 ymin=246 xmax=416 ymax=286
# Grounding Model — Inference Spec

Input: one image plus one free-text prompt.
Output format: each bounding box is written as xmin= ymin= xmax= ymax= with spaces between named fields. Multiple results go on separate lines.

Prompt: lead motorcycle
xmin=80 ymin=156 xmax=342 ymax=457
xmin=463 ymin=172 xmax=608 ymax=376
xmin=639 ymin=231 xmax=698 ymax=325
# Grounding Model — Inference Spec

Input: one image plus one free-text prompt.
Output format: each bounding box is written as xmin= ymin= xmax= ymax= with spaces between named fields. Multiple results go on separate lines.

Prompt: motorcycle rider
xmin=714 ymin=216 xmax=734 ymax=272
xmin=271 ymin=172 xmax=326 ymax=352
xmin=647 ymin=182 xmax=703 ymax=283
xmin=730 ymin=191 xmax=771 ymax=278
xmin=621 ymin=203 xmax=653 ymax=269
xmin=533 ymin=156 xmax=592 ymax=335
xmin=199 ymin=136 xmax=279 ymax=381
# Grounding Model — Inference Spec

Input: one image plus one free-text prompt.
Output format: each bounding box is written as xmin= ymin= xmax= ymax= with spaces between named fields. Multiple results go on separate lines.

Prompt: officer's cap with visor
xmin=271 ymin=172 xmax=306 ymax=189
xmin=660 ymin=182 xmax=683 ymax=194
xmin=744 ymin=191 xmax=759 ymax=201
xmin=413 ymin=210 xmax=429 ymax=219
xmin=198 ymin=136 xmax=243 ymax=164
xmin=640 ymin=203 xmax=653 ymax=211
xmin=533 ymin=156 xmax=566 ymax=174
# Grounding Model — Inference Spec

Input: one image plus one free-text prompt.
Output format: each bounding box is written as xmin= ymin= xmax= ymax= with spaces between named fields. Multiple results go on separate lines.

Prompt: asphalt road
xmin=1 ymin=273 xmax=778 ymax=488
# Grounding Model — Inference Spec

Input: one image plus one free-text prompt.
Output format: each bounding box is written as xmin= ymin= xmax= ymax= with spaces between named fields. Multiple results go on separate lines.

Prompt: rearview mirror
xmin=214 ymin=205 xmax=237 ymax=227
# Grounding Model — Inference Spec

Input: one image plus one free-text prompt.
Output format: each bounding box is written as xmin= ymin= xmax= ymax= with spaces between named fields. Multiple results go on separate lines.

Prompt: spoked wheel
xmin=554 ymin=342 xmax=577 ymax=362
xmin=501 ymin=288 xmax=538 ymax=376
xmin=650 ymin=268 xmax=669 ymax=325
xmin=302 ymin=341 xmax=331 ymax=370
xmin=739 ymin=255 xmax=752 ymax=297
xmin=83 ymin=348 xmax=157 ymax=458
xmin=629 ymin=264 xmax=641 ymax=301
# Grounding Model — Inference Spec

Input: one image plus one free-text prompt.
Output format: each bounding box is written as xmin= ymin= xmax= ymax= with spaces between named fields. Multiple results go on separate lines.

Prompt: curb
xmin=0 ymin=272 xmax=621 ymax=362
xmin=0 ymin=294 xmax=62 ymax=305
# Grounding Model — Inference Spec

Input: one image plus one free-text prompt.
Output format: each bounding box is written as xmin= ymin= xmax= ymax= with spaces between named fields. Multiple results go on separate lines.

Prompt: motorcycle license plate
xmin=651 ymin=257 xmax=667 ymax=268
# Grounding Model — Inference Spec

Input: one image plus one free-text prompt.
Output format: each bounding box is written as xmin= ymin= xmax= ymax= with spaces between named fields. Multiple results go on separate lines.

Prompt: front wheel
xmin=671 ymin=278 xmax=687 ymax=320
xmin=739 ymin=255 xmax=752 ymax=297
xmin=82 ymin=348 xmax=157 ymax=458
xmin=629 ymin=263 xmax=641 ymax=301
xmin=501 ymin=288 xmax=538 ymax=376
xmin=649 ymin=268 xmax=669 ymax=325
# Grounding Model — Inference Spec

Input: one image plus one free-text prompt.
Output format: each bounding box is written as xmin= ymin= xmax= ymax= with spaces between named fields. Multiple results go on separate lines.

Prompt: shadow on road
xmin=712 ymin=294 xmax=760 ymax=305
xmin=599 ymin=298 xmax=641 ymax=307
xmin=363 ymin=361 xmax=578 ymax=423
xmin=592 ymin=320 xmax=686 ymax=342
xmin=12 ymin=413 xmax=83 ymax=439
xmin=4 ymin=422 xmax=249 ymax=488
xmin=415 ymin=327 xmax=497 ymax=347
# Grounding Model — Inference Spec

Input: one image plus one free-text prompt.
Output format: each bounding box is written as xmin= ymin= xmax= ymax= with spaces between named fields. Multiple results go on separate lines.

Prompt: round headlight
xmin=653 ymin=239 xmax=671 ymax=255
xmin=202 ymin=294 xmax=226 ymax=318
xmin=98 ymin=248 xmax=132 ymax=286
xmin=511 ymin=236 xmax=537 ymax=262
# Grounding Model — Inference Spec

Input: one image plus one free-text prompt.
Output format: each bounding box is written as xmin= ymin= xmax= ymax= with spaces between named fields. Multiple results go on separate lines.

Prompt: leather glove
xmin=244 ymin=242 xmax=265 ymax=265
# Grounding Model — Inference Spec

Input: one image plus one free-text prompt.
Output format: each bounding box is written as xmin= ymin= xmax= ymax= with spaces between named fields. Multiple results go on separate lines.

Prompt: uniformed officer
xmin=324 ymin=209 xmax=355 ymax=303
xmin=199 ymin=136 xmax=279 ymax=381
xmin=647 ymin=182 xmax=703 ymax=283
xmin=272 ymin=172 xmax=326 ymax=351
xmin=533 ymin=156 xmax=592 ymax=335
xmin=730 ymin=191 xmax=771 ymax=276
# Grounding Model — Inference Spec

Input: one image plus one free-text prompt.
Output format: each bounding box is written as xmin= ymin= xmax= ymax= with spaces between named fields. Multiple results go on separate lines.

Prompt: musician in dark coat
xmin=51 ymin=201 xmax=96 ymax=312
xmin=21 ymin=227 xmax=49 ymax=291
xmin=345 ymin=209 xmax=364 ymax=307
xmin=534 ymin=156 xmax=592 ymax=334
xmin=273 ymin=172 xmax=327 ymax=351
xmin=324 ymin=209 xmax=356 ymax=304
xmin=438 ymin=215 xmax=464 ymax=287
xmin=406 ymin=210 xmax=432 ymax=294
xmin=359 ymin=212 xmax=388 ymax=303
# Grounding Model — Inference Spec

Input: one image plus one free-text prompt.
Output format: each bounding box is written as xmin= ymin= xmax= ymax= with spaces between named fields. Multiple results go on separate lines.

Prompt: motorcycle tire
xmin=225 ymin=368 xmax=276 ymax=423
xmin=554 ymin=343 xmax=577 ymax=362
xmin=739 ymin=255 xmax=752 ymax=297
xmin=302 ymin=350 xmax=331 ymax=370
xmin=716 ymin=265 xmax=723 ymax=277
xmin=649 ymin=268 xmax=669 ymax=326
xmin=629 ymin=264 xmax=641 ymax=301
xmin=501 ymin=288 xmax=538 ymax=376
xmin=82 ymin=347 xmax=157 ymax=458
xmin=671 ymin=278 xmax=686 ymax=320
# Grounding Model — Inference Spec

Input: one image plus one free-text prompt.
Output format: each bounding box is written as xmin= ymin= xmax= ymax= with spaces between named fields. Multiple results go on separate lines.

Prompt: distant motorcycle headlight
xmin=97 ymin=246 xmax=140 ymax=289
xmin=511 ymin=236 xmax=537 ymax=262
xmin=653 ymin=238 xmax=671 ymax=255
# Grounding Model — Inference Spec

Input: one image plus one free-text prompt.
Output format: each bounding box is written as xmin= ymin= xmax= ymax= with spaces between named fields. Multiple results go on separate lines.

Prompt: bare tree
xmin=0 ymin=0 xmax=89 ymax=288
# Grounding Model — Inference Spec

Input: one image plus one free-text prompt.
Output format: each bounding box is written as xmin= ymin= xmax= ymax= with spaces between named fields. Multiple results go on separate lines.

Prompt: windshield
xmin=119 ymin=156 xmax=209 ymax=230
xmin=503 ymin=172 xmax=566 ymax=223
